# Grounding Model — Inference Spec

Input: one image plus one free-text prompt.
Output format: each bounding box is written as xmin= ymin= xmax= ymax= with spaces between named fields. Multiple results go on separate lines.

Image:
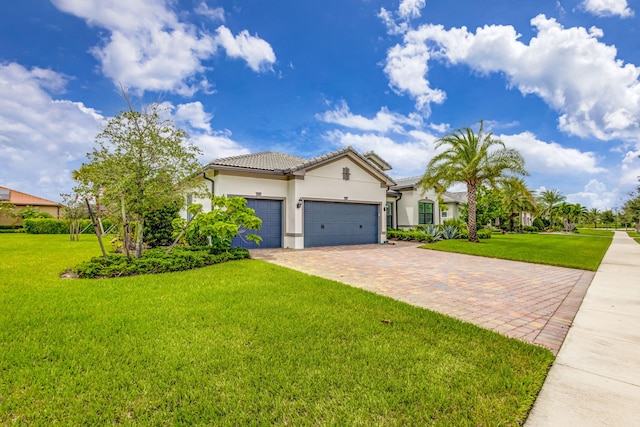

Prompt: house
xmin=190 ymin=147 xmax=467 ymax=249
xmin=190 ymin=147 xmax=395 ymax=249
xmin=0 ymin=186 xmax=61 ymax=226
xmin=386 ymin=178 xmax=465 ymax=229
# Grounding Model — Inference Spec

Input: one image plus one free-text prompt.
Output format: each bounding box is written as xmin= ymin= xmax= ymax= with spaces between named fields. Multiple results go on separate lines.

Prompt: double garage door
xmin=232 ymin=199 xmax=379 ymax=249
xmin=304 ymin=201 xmax=378 ymax=248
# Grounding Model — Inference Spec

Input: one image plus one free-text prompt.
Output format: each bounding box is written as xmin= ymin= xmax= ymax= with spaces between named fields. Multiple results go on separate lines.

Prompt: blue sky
xmin=1 ymin=0 xmax=639 ymax=209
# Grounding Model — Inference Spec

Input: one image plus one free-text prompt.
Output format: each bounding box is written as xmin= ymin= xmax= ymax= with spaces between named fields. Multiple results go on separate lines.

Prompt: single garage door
xmin=304 ymin=201 xmax=378 ymax=248
xmin=232 ymin=198 xmax=282 ymax=249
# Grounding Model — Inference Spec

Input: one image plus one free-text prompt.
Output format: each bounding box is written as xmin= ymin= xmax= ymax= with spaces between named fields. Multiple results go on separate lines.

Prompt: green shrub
xmin=533 ymin=217 xmax=547 ymax=230
xmin=144 ymin=200 xmax=181 ymax=247
xmin=477 ymin=229 xmax=492 ymax=239
xmin=24 ymin=218 xmax=68 ymax=234
xmin=74 ymin=247 xmax=250 ymax=278
xmin=387 ymin=229 xmax=434 ymax=243
xmin=23 ymin=218 xmax=113 ymax=234
xmin=523 ymin=226 xmax=538 ymax=233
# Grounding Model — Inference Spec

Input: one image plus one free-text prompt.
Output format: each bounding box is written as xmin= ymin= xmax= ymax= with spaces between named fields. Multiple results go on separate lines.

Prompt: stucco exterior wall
xmin=188 ymin=155 xmax=389 ymax=249
xmin=394 ymin=187 xmax=441 ymax=229
xmin=0 ymin=205 xmax=61 ymax=226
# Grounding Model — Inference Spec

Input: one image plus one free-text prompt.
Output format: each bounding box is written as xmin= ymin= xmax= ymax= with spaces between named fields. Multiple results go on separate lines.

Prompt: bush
xmin=144 ymin=200 xmax=181 ymax=248
xmin=24 ymin=218 xmax=68 ymax=234
xmin=387 ymin=229 xmax=434 ymax=243
xmin=23 ymin=218 xmax=113 ymax=234
xmin=523 ymin=226 xmax=538 ymax=233
xmin=477 ymin=229 xmax=492 ymax=239
xmin=73 ymin=247 xmax=251 ymax=278
xmin=533 ymin=217 xmax=547 ymax=230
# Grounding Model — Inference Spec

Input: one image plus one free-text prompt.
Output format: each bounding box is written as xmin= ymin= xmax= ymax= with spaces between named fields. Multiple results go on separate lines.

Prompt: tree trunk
xmin=166 ymin=208 xmax=201 ymax=254
xmin=85 ymin=198 xmax=107 ymax=258
xmin=135 ymin=216 xmax=144 ymax=259
xmin=120 ymin=195 xmax=131 ymax=262
xmin=467 ymin=181 xmax=479 ymax=243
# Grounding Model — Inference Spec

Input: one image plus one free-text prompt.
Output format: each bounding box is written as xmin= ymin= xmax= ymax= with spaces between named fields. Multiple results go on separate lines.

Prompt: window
xmin=441 ymin=210 xmax=448 ymax=218
xmin=386 ymin=202 xmax=393 ymax=228
xmin=342 ymin=167 xmax=351 ymax=180
xmin=418 ymin=202 xmax=433 ymax=225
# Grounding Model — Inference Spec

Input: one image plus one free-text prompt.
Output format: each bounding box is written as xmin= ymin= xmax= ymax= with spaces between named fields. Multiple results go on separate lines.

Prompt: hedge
xmin=24 ymin=218 xmax=113 ymax=234
xmin=73 ymin=247 xmax=250 ymax=278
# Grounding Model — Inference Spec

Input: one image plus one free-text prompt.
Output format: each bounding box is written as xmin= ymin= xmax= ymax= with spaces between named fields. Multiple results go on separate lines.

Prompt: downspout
xmin=202 ymin=172 xmax=215 ymax=196
xmin=395 ymin=191 xmax=402 ymax=229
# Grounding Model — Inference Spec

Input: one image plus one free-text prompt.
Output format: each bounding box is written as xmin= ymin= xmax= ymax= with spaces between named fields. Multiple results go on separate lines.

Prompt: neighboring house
xmin=386 ymin=178 xmax=465 ymax=229
xmin=0 ymin=186 xmax=61 ymax=226
xmin=190 ymin=147 xmax=395 ymax=249
xmin=440 ymin=191 xmax=467 ymax=222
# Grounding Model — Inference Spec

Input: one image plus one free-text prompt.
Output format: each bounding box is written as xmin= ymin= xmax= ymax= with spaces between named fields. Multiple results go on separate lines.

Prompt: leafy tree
xmin=552 ymin=202 xmax=587 ymax=232
xmin=600 ymin=209 xmax=615 ymax=226
xmin=0 ymin=201 xmax=15 ymax=221
xmin=60 ymin=193 xmax=89 ymax=241
xmin=20 ymin=206 xmax=51 ymax=219
xmin=420 ymin=120 xmax=527 ymax=242
xmin=74 ymin=102 xmax=203 ymax=258
xmin=622 ymin=185 xmax=640 ymax=231
xmin=173 ymin=196 xmax=262 ymax=250
xmin=460 ymin=185 xmax=505 ymax=229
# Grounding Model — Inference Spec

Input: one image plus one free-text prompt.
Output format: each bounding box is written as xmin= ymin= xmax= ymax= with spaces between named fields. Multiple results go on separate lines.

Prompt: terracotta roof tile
xmin=0 ymin=186 xmax=60 ymax=206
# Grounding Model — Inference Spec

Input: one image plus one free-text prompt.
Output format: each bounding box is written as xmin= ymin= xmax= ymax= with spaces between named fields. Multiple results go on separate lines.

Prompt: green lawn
xmin=627 ymin=230 xmax=640 ymax=244
xmin=0 ymin=235 xmax=554 ymax=425
xmin=421 ymin=233 xmax=611 ymax=271
xmin=575 ymin=228 xmax=614 ymax=237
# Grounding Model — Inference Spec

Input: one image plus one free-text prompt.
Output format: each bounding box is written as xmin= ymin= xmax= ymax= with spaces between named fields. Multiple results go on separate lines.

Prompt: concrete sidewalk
xmin=526 ymin=231 xmax=640 ymax=426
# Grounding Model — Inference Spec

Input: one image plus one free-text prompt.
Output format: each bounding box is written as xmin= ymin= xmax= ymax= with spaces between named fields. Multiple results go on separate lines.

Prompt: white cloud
xmin=0 ymin=63 xmax=104 ymax=201
xmin=398 ymin=0 xmax=426 ymax=19
xmin=323 ymin=130 xmax=438 ymax=178
xmin=214 ymin=26 xmax=276 ymax=73
xmin=316 ymin=101 xmax=422 ymax=133
xmin=173 ymin=102 xmax=213 ymax=132
xmin=191 ymin=130 xmax=250 ymax=161
xmin=567 ymin=179 xmax=619 ymax=209
xmin=51 ymin=0 xmax=275 ymax=94
xmin=160 ymin=101 xmax=249 ymax=161
xmin=382 ymin=14 xmax=640 ymax=141
xmin=580 ymin=0 xmax=634 ymax=18
xmin=195 ymin=2 xmax=225 ymax=22
xmin=499 ymin=132 xmax=605 ymax=175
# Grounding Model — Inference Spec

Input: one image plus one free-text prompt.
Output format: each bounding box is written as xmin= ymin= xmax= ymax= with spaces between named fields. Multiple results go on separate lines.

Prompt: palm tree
xmin=501 ymin=178 xmax=536 ymax=231
xmin=537 ymin=189 xmax=565 ymax=227
xmin=585 ymin=208 xmax=600 ymax=229
xmin=420 ymin=120 xmax=528 ymax=242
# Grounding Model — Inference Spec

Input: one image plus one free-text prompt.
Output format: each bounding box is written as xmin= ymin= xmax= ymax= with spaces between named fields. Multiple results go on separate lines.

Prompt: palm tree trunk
xmin=467 ymin=181 xmax=479 ymax=243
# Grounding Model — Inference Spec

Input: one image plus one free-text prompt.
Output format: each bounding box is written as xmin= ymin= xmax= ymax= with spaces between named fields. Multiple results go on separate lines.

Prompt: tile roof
xmin=390 ymin=176 xmax=422 ymax=189
xmin=207 ymin=151 xmax=306 ymax=171
xmin=441 ymin=191 xmax=467 ymax=204
xmin=207 ymin=147 xmax=396 ymax=185
xmin=0 ymin=186 xmax=60 ymax=206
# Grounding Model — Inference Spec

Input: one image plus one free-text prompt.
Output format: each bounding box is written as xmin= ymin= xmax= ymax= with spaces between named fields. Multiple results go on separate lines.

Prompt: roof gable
xmin=0 ymin=186 xmax=60 ymax=206
xmin=206 ymin=147 xmax=396 ymax=186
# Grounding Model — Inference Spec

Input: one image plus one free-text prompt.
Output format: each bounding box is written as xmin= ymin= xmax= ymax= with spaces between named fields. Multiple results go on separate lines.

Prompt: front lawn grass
xmin=576 ymin=228 xmax=614 ymax=237
xmin=1 ymin=235 xmax=554 ymax=425
xmin=420 ymin=233 xmax=611 ymax=271
xmin=627 ymin=230 xmax=640 ymax=244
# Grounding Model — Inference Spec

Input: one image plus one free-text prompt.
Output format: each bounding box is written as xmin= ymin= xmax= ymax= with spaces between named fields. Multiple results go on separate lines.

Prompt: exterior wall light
xmin=297 ymin=198 xmax=303 ymax=208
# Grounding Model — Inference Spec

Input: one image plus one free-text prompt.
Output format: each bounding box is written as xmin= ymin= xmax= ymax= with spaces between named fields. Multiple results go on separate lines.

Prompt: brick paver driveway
xmin=251 ymin=241 xmax=594 ymax=355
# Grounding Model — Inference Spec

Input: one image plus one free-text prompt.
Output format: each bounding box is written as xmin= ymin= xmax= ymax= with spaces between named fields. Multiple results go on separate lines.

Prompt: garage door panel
xmin=232 ymin=198 xmax=282 ymax=249
xmin=304 ymin=201 xmax=378 ymax=248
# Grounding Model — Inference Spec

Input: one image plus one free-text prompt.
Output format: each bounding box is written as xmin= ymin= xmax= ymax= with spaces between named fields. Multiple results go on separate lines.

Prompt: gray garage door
xmin=304 ymin=201 xmax=378 ymax=248
xmin=232 ymin=198 xmax=282 ymax=249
